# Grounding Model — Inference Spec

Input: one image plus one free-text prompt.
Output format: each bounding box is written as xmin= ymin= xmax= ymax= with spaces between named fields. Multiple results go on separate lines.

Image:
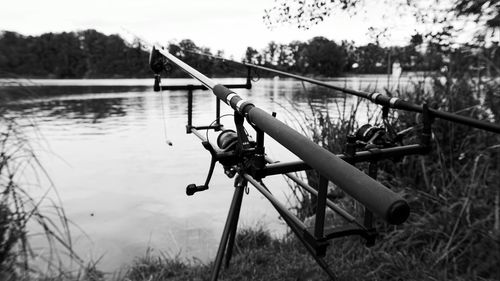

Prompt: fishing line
xmin=205 ymin=114 xmax=234 ymax=141
xmin=158 ymin=80 xmax=173 ymax=146
xmin=121 ymin=27 xmax=173 ymax=146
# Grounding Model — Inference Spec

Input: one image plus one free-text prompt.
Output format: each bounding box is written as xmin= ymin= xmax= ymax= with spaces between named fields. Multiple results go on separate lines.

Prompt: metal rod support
xmin=262 ymin=144 xmax=427 ymax=176
xmin=244 ymin=174 xmax=308 ymax=230
xmin=161 ymin=83 xmax=251 ymax=91
xmin=210 ymin=185 xmax=245 ymax=281
xmin=284 ymin=172 xmax=360 ymax=226
xmin=314 ymin=176 xmax=328 ymax=239
xmin=154 ymin=46 xmax=410 ymax=225
xmin=244 ymin=173 xmax=335 ymax=279
xmin=187 ymin=89 xmax=193 ymax=132
xmin=265 ymin=154 xmax=362 ymax=227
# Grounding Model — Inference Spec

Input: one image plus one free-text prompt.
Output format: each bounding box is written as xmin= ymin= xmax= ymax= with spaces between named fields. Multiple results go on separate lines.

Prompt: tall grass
xmin=381 ymin=73 xmax=500 ymax=280
xmin=287 ymin=70 xmax=500 ymax=279
xmin=0 ymin=80 xmax=82 ymax=280
xmin=116 ymin=73 xmax=499 ymax=280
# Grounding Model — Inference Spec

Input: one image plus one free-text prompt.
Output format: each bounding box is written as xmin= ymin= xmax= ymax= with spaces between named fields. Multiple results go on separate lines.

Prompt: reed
xmin=0 ymin=80 xmax=82 ymax=280
xmin=292 ymin=71 xmax=500 ymax=279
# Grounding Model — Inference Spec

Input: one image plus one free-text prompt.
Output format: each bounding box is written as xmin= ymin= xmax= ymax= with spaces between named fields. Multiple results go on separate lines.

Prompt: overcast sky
xmin=1 ymin=0 xmax=423 ymax=58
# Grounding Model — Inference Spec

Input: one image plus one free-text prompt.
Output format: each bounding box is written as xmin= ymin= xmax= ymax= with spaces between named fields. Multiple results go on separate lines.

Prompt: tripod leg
xmin=224 ymin=182 xmax=245 ymax=268
xmin=210 ymin=185 xmax=245 ymax=281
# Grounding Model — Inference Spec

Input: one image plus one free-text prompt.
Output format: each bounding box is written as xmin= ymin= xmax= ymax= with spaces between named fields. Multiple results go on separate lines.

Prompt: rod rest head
xmin=149 ymin=46 xmax=165 ymax=74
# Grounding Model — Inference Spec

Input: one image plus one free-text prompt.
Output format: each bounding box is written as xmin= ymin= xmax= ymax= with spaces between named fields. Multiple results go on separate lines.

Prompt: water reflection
xmin=40 ymin=98 xmax=128 ymax=122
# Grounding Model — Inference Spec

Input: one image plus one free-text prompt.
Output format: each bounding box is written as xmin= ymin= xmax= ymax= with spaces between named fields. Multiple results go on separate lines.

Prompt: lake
xmin=1 ymin=75 xmax=423 ymax=272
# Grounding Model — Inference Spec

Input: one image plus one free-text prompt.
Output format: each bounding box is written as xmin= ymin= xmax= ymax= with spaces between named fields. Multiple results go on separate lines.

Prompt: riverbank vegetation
xmin=119 ymin=3 xmax=500 ymax=276
xmin=2 ymin=28 xmax=498 ymax=79
xmin=0 ymin=85 xmax=84 ymax=280
xmin=117 ymin=66 xmax=499 ymax=281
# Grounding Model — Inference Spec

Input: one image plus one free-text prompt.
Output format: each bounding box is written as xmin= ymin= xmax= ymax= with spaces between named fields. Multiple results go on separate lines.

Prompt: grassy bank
xmin=118 ymin=71 xmax=499 ymax=281
xmin=122 ymin=228 xmax=329 ymax=281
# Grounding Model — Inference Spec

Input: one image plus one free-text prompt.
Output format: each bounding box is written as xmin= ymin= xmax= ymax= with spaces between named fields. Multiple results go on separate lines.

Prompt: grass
xmin=120 ymin=227 xmax=330 ymax=281
xmin=0 ymin=80 xmax=84 ymax=280
xmin=119 ymin=70 xmax=499 ymax=280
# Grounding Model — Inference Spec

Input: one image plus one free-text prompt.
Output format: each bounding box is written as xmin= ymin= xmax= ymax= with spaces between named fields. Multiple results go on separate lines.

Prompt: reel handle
xmin=186 ymin=184 xmax=208 ymax=196
xmin=185 ymin=141 xmax=217 ymax=196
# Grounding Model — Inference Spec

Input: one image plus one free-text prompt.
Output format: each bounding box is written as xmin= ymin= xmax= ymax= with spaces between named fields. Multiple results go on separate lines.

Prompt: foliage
xmin=263 ymin=0 xmax=499 ymax=33
xmin=263 ymin=0 xmax=500 ymax=75
xmin=0 ymin=30 xmax=149 ymax=78
xmin=166 ymin=39 xmax=243 ymax=78
xmin=380 ymin=75 xmax=500 ymax=279
xmin=286 ymin=52 xmax=500 ymax=279
xmin=263 ymin=0 xmax=362 ymax=30
xmin=4 ymin=29 xmax=498 ymax=79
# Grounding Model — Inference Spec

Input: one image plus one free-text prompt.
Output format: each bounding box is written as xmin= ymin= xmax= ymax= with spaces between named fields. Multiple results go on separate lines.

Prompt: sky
xmin=0 ymin=0 xmax=424 ymax=58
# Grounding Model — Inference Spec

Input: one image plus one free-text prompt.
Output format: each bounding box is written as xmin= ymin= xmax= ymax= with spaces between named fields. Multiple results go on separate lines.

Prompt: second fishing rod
xmin=186 ymin=50 xmax=500 ymax=134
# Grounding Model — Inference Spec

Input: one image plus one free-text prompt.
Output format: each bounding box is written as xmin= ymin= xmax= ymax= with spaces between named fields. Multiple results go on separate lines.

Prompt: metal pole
xmin=215 ymin=97 xmax=221 ymax=128
xmin=224 ymin=179 xmax=246 ymax=268
xmin=314 ymin=176 xmax=328 ymax=239
xmin=210 ymin=184 xmax=245 ymax=281
xmin=187 ymin=87 xmax=193 ymax=133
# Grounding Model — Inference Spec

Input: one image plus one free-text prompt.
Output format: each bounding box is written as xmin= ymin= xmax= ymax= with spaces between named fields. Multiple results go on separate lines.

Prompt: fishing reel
xmin=186 ymin=129 xmax=241 ymax=195
xmin=352 ymin=122 xmax=414 ymax=151
xmin=186 ymin=114 xmax=261 ymax=196
xmin=354 ymin=124 xmax=396 ymax=149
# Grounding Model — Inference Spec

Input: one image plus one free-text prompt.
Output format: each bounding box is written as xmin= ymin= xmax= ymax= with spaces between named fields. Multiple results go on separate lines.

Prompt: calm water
xmin=2 ymin=76 xmax=418 ymax=271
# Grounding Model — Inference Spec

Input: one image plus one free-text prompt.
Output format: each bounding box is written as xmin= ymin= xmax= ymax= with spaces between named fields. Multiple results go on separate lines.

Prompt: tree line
xmin=0 ymin=29 xmax=498 ymax=78
xmin=0 ymin=30 xmax=150 ymax=78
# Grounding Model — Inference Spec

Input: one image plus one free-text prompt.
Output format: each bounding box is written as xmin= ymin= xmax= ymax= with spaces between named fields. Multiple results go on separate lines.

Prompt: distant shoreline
xmin=0 ymin=72 xmax=433 ymax=86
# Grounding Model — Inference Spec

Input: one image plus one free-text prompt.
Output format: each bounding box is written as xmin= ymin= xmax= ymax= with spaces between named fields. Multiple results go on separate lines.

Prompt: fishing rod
xmin=152 ymin=45 xmax=408 ymax=224
xmin=149 ymin=45 xmax=415 ymax=280
xmin=186 ymin=50 xmax=500 ymax=134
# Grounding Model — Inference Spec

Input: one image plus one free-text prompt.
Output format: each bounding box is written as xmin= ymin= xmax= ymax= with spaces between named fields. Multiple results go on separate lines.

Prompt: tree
xmin=263 ymin=41 xmax=279 ymax=65
xmin=288 ymin=40 xmax=307 ymax=73
xmin=302 ymin=37 xmax=347 ymax=76
xmin=454 ymin=0 xmax=500 ymax=28
xmin=0 ymin=29 xmax=151 ymax=78
xmin=354 ymin=43 xmax=387 ymax=73
xmin=263 ymin=0 xmax=360 ymax=30
xmin=264 ymin=0 xmax=499 ymax=44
